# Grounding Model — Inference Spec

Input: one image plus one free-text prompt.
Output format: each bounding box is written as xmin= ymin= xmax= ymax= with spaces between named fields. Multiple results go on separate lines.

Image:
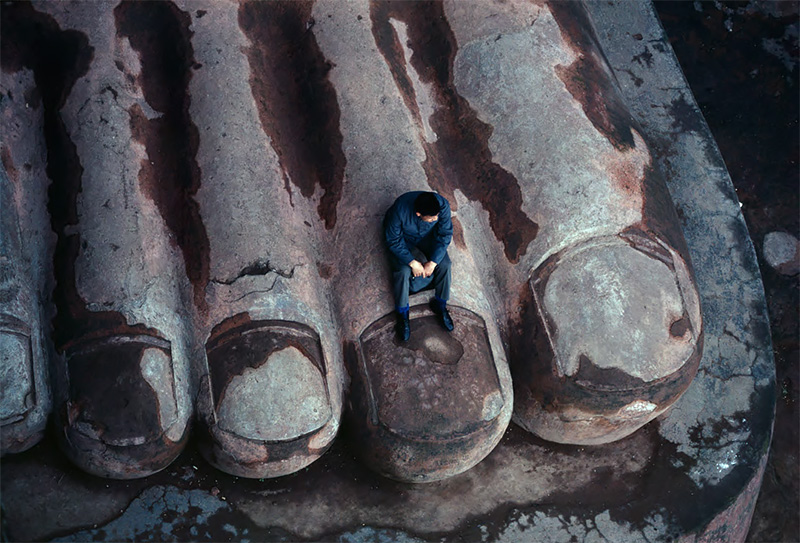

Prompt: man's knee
xmin=436 ymin=253 xmax=451 ymax=271
xmin=394 ymin=265 xmax=412 ymax=280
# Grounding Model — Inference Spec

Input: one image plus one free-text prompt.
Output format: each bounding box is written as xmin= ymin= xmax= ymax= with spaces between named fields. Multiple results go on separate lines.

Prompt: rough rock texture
xmin=0 ymin=162 xmax=51 ymax=455
xmin=185 ymin=0 xmax=343 ymax=478
xmin=310 ymin=0 xmax=514 ymax=481
xmin=762 ymin=231 xmax=799 ymax=276
xmin=347 ymin=305 xmax=508 ymax=482
xmin=437 ymin=1 xmax=703 ymax=445
xmin=0 ymin=0 xmax=774 ymax=540
xmin=1 ymin=1 xmax=193 ymax=478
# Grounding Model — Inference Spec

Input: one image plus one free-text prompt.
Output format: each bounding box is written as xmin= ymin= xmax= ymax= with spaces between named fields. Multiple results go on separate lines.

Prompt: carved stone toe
xmin=347 ymin=305 xmax=511 ymax=483
xmin=58 ymin=334 xmax=187 ymax=479
xmin=198 ymin=319 xmax=336 ymax=478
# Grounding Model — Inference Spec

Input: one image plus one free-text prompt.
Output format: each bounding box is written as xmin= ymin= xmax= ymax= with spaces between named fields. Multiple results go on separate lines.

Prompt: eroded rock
xmin=1 ymin=0 xmax=702 ymax=480
xmin=763 ymin=231 xmax=799 ymax=276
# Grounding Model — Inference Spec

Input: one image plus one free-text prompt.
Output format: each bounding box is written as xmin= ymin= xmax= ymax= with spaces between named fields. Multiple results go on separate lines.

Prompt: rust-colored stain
xmin=1 ymin=146 xmax=18 ymax=184
xmin=451 ymin=215 xmax=466 ymax=250
xmin=207 ymin=311 xmax=252 ymax=341
xmin=238 ymin=0 xmax=346 ymax=229
xmin=316 ymin=261 xmax=333 ymax=279
xmin=670 ymin=316 xmax=691 ymax=338
xmin=0 ymin=2 xmax=161 ymax=350
xmin=205 ymin=318 xmax=326 ymax=409
xmin=115 ymin=1 xmax=211 ymax=312
xmin=509 ymin=268 xmax=703 ymax=425
xmin=370 ymin=1 xmax=538 ymax=263
xmin=65 ymin=337 xmax=170 ymax=445
xmin=548 ymin=1 xmax=636 ymax=152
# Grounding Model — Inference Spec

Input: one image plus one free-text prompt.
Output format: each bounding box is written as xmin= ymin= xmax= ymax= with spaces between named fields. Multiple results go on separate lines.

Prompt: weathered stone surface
xmin=1 ymin=1 xmax=193 ymax=477
xmin=347 ymin=305 xmax=507 ymax=482
xmin=0 ymin=0 xmax=775 ymax=540
xmin=199 ymin=320 xmax=336 ymax=478
xmin=1 ymin=0 xmax=700 ymax=476
xmin=763 ymin=231 xmax=799 ymax=276
xmin=307 ymin=0 xmax=514 ymax=481
xmin=185 ymin=0 xmax=343 ymax=478
xmin=0 ymin=173 xmax=50 ymax=455
xmin=433 ymin=0 xmax=703 ymax=444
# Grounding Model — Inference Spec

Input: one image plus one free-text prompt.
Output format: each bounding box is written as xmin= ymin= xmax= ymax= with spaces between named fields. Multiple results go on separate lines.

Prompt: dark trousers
xmin=389 ymin=246 xmax=451 ymax=310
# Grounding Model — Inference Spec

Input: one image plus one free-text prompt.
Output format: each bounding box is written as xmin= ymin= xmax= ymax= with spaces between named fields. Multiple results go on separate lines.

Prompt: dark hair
xmin=414 ymin=192 xmax=441 ymax=217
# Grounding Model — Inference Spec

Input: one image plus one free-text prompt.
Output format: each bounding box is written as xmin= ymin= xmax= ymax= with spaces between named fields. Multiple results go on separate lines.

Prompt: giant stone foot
xmin=0 ymin=0 xmax=703 ymax=482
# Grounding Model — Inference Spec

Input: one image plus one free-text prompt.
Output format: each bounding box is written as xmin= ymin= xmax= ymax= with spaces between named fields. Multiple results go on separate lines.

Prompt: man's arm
xmin=428 ymin=197 xmax=453 ymax=264
xmin=384 ymin=206 xmax=416 ymax=265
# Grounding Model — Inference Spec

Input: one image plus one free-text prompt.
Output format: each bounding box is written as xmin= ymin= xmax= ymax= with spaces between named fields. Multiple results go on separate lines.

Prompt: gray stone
xmin=0 ymin=0 xmax=774 ymax=540
xmin=763 ymin=231 xmax=800 ymax=275
xmin=0 ymin=154 xmax=51 ymax=456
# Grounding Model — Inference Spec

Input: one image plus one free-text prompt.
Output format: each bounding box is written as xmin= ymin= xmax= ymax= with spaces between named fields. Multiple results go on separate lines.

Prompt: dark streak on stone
xmin=509 ymin=278 xmax=702 ymax=419
xmin=66 ymin=340 xmax=163 ymax=444
xmin=115 ymin=0 xmax=211 ymax=312
xmin=0 ymin=2 xmax=160 ymax=350
xmin=636 ymin=163 xmax=693 ymax=260
xmin=632 ymin=45 xmax=654 ymax=67
xmin=206 ymin=318 xmax=326 ymax=409
xmin=667 ymin=91 xmax=706 ymax=134
xmin=670 ymin=316 xmax=690 ymax=338
xmin=451 ymin=215 xmax=466 ymax=250
xmin=238 ymin=0 xmax=346 ymax=229
xmin=23 ymin=85 xmax=41 ymax=108
xmin=548 ymin=1 xmax=636 ymax=151
xmin=370 ymin=1 xmax=538 ymax=263
xmin=1 ymin=145 xmax=18 ymax=185
xmin=316 ymin=261 xmax=333 ymax=279
xmin=574 ymin=354 xmax=649 ymax=391
xmin=207 ymin=311 xmax=252 ymax=342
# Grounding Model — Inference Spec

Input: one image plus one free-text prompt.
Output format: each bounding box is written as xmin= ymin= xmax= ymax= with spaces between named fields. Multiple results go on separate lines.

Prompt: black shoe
xmin=429 ymin=299 xmax=454 ymax=332
xmin=397 ymin=312 xmax=410 ymax=342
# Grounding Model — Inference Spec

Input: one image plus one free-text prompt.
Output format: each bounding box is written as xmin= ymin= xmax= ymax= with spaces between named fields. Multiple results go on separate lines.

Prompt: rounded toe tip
xmin=198 ymin=319 xmax=337 ymax=478
xmin=58 ymin=334 xmax=187 ymax=478
xmin=349 ymin=306 xmax=511 ymax=482
xmin=516 ymin=234 xmax=703 ymax=445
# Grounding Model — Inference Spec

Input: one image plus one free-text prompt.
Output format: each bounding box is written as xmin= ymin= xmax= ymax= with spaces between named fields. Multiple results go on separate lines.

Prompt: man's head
xmin=414 ymin=192 xmax=441 ymax=222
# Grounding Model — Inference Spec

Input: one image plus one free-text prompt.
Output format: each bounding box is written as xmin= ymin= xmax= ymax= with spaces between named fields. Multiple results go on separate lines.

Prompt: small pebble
xmin=763 ymin=231 xmax=799 ymax=276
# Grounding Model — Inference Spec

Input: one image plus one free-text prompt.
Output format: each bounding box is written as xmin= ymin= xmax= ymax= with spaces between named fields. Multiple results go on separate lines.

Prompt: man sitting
xmin=384 ymin=191 xmax=454 ymax=341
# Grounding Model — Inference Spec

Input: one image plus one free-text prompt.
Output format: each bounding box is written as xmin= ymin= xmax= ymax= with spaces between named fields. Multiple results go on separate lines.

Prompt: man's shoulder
xmin=388 ymin=191 xmax=420 ymax=213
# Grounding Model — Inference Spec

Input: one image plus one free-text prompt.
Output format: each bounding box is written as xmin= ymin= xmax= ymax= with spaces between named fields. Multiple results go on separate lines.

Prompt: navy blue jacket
xmin=384 ymin=192 xmax=453 ymax=265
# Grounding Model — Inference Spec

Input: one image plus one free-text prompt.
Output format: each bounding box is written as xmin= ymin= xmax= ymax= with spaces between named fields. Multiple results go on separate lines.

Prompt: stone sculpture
xmin=1 ymin=0 xmax=702 ymax=482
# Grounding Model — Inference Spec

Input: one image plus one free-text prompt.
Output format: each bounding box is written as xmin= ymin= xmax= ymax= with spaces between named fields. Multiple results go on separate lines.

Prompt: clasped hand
xmin=410 ymin=259 xmax=437 ymax=278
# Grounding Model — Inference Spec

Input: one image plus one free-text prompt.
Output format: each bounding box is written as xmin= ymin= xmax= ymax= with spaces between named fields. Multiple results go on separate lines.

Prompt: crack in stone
xmin=211 ymin=260 xmax=299 ymax=286
xmin=698 ymin=366 xmax=753 ymax=381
